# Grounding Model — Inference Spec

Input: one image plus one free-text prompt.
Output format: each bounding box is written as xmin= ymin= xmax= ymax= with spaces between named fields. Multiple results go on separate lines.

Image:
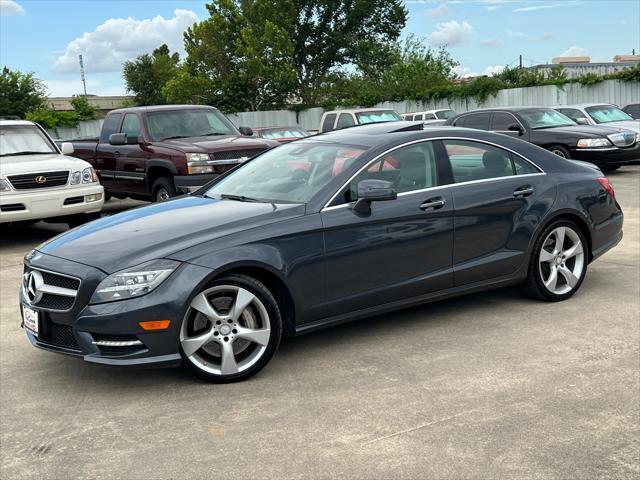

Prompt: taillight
xmin=597 ymin=177 xmax=615 ymax=199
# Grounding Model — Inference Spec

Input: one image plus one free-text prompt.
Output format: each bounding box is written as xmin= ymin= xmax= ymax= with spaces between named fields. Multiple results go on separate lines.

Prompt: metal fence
xmin=49 ymin=80 xmax=639 ymax=139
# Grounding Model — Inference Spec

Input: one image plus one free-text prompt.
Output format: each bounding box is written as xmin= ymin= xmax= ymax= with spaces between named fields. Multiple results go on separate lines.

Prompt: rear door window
xmin=492 ymin=112 xmax=520 ymax=131
xmin=443 ymin=140 xmax=515 ymax=183
xmin=337 ymin=113 xmax=356 ymax=129
xmin=321 ymin=114 xmax=337 ymax=132
xmin=414 ymin=114 xmax=423 ymax=121
xmin=460 ymin=113 xmax=490 ymax=130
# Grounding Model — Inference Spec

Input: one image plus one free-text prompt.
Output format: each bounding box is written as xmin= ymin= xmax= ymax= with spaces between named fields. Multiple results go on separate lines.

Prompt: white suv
xmin=0 ymin=120 xmax=104 ymax=227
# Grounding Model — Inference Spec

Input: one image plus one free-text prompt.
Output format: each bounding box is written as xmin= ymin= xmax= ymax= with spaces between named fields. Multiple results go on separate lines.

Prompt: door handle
xmin=513 ymin=186 xmax=534 ymax=197
xmin=420 ymin=197 xmax=446 ymax=210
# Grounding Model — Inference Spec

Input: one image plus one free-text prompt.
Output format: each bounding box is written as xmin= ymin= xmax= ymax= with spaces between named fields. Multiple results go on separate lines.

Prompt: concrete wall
xmin=48 ymin=80 xmax=640 ymax=139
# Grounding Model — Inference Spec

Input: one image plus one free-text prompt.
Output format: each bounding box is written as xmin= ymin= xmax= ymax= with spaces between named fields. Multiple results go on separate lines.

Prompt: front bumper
xmin=20 ymin=251 xmax=214 ymax=367
xmin=173 ymin=174 xmax=219 ymax=194
xmin=570 ymin=144 xmax=640 ymax=166
xmin=0 ymin=184 xmax=104 ymax=223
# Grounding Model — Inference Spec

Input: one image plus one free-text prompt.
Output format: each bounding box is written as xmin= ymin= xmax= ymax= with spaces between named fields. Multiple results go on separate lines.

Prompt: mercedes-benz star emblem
xmin=23 ymin=270 xmax=44 ymax=304
xmin=35 ymin=176 xmax=47 ymax=184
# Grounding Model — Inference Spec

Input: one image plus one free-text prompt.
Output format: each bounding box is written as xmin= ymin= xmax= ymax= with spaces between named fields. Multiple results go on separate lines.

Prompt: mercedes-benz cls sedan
xmin=20 ymin=123 xmax=624 ymax=382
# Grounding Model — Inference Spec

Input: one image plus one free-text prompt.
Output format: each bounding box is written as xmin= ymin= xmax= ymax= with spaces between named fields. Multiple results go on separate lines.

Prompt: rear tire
xmin=522 ymin=219 xmax=588 ymax=301
xmin=151 ymin=177 xmax=176 ymax=202
xmin=548 ymin=145 xmax=571 ymax=159
xmin=180 ymin=274 xmax=282 ymax=383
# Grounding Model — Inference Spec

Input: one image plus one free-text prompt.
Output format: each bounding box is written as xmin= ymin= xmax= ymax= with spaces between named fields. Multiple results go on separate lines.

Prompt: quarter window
xmin=322 ymin=114 xmax=337 ymax=132
xmin=414 ymin=114 xmax=423 ymax=121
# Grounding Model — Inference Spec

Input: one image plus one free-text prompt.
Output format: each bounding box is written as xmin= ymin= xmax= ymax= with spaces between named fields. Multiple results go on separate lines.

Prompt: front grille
xmin=23 ymin=267 xmax=80 ymax=311
xmin=38 ymin=293 xmax=75 ymax=310
xmin=63 ymin=196 xmax=84 ymax=205
xmin=8 ymin=170 xmax=69 ymax=190
xmin=211 ymin=149 xmax=266 ymax=161
xmin=39 ymin=321 xmax=80 ymax=351
xmin=0 ymin=203 xmax=26 ymax=212
xmin=608 ymin=132 xmax=636 ymax=147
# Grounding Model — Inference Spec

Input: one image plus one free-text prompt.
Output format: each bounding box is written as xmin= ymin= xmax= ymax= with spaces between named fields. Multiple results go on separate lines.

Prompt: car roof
xmin=0 ymin=119 xmax=36 ymax=126
xmin=324 ymin=108 xmax=397 ymax=115
xmin=109 ymin=104 xmax=220 ymax=114
xmin=553 ymin=103 xmax=615 ymax=109
xmin=253 ymin=126 xmax=307 ymax=131
xmin=405 ymin=109 xmax=451 ymax=114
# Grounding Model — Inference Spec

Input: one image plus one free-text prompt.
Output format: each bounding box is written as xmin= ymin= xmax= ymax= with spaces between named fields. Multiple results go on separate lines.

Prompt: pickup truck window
xmin=146 ymin=109 xmax=238 ymax=141
xmin=100 ymin=113 xmax=122 ymax=143
xmin=122 ymin=114 xmax=142 ymax=138
xmin=0 ymin=125 xmax=57 ymax=156
xmin=355 ymin=110 xmax=402 ymax=124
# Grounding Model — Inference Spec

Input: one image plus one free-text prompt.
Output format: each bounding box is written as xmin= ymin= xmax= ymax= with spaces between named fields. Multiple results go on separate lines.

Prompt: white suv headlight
xmin=0 ymin=178 xmax=11 ymax=192
xmin=90 ymin=259 xmax=180 ymax=304
xmin=577 ymin=138 xmax=612 ymax=148
xmin=82 ymin=167 xmax=98 ymax=183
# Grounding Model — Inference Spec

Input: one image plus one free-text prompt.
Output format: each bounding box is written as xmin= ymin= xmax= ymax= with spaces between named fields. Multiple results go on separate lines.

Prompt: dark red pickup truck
xmin=70 ymin=105 xmax=278 ymax=202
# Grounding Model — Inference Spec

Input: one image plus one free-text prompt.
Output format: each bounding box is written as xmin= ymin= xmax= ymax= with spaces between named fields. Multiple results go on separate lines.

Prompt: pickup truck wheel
xmin=152 ymin=177 xmax=176 ymax=202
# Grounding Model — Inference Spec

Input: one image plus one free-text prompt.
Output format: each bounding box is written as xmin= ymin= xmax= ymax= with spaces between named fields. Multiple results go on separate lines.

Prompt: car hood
xmin=594 ymin=120 xmax=640 ymax=133
xmin=0 ymin=153 xmax=92 ymax=175
xmin=37 ymin=196 xmax=306 ymax=274
xmin=158 ymin=135 xmax=278 ymax=153
xmin=543 ymin=125 xmax=632 ymax=137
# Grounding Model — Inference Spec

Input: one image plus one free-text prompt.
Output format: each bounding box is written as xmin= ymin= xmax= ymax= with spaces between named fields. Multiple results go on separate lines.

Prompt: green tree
xmin=122 ymin=44 xmax=180 ymax=105
xmin=70 ymin=95 xmax=97 ymax=120
xmin=179 ymin=0 xmax=408 ymax=110
xmin=0 ymin=67 xmax=47 ymax=118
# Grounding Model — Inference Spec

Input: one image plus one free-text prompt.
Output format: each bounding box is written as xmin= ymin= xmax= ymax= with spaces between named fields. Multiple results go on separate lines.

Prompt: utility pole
xmin=519 ymin=54 xmax=523 ymax=69
xmin=78 ymin=54 xmax=87 ymax=96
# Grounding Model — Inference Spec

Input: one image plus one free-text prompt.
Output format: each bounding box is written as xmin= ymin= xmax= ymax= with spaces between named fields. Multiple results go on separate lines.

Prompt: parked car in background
xmin=319 ymin=108 xmax=402 ymax=133
xmin=622 ymin=103 xmax=640 ymax=119
xmin=554 ymin=104 xmax=640 ymax=134
xmin=20 ymin=122 xmax=623 ymax=382
xmin=68 ymin=105 xmax=278 ymax=202
xmin=402 ymin=109 xmax=456 ymax=122
xmin=252 ymin=126 xmax=311 ymax=143
xmin=1 ymin=120 xmax=104 ymax=227
xmin=445 ymin=107 xmax=639 ymax=171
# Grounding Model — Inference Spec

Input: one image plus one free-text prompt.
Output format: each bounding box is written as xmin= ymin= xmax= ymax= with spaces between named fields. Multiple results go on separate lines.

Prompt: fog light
xmin=85 ymin=193 xmax=102 ymax=202
xmin=139 ymin=320 xmax=171 ymax=331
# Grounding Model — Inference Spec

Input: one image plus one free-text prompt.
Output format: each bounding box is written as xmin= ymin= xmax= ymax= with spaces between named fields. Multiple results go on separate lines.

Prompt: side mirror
xmin=239 ymin=126 xmax=254 ymax=136
xmin=109 ymin=133 xmax=141 ymax=145
xmin=575 ymin=117 xmax=589 ymax=125
xmin=60 ymin=142 xmax=74 ymax=155
xmin=507 ymin=124 xmax=524 ymax=136
xmin=353 ymin=179 xmax=397 ymax=214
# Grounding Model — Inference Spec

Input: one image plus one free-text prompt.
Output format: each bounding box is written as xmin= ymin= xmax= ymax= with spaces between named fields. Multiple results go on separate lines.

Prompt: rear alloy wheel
xmin=152 ymin=177 xmax=176 ymax=202
xmin=180 ymin=275 xmax=282 ymax=383
xmin=523 ymin=220 xmax=587 ymax=301
xmin=548 ymin=145 xmax=571 ymax=159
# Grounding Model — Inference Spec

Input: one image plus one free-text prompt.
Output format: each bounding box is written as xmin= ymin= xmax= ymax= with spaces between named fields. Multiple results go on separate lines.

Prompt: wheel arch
xmin=534 ymin=210 xmax=593 ymax=262
xmin=146 ymin=160 xmax=177 ymax=191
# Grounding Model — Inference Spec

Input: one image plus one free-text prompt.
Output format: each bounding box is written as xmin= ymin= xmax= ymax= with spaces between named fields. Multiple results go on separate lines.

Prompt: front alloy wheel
xmin=180 ymin=275 xmax=282 ymax=382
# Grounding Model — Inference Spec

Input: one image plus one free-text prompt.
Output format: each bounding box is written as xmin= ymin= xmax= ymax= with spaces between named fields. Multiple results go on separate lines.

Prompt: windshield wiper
xmin=200 ymin=132 xmax=227 ymax=136
xmin=219 ymin=193 xmax=262 ymax=202
xmin=0 ymin=151 xmax=53 ymax=156
xmin=160 ymin=135 xmax=192 ymax=141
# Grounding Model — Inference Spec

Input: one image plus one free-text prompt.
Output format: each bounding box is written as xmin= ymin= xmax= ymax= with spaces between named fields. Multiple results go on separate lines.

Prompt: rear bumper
xmin=173 ymin=174 xmax=219 ymax=193
xmin=570 ymin=145 xmax=640 ymax=166
xmin=0 ymin=184 xmax=104 ymax=223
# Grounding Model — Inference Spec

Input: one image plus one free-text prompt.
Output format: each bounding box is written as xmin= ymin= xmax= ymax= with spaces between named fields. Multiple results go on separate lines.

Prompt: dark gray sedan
xmin=20 ymin=122 xmax=623 ymax=382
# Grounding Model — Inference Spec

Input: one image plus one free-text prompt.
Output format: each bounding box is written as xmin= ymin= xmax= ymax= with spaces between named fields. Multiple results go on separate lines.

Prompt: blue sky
xmin=1 ymin=0 xmax=638 ymax=97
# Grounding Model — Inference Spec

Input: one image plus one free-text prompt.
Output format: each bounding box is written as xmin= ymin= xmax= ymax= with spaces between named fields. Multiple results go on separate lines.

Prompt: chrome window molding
xmin=321 ymin=136 xmax=545 ymax=211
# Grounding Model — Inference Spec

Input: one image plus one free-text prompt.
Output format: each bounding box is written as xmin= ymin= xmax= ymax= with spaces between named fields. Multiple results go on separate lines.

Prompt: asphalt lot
xmin=1 ymin=168 xmax=639 ymax=479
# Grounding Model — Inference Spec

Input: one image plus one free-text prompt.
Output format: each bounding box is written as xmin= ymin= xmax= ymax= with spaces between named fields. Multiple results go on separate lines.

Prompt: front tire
xmin=548 ymin=145 xmax=571 ymax=159
xmin=522 ymin=220 xmax=588 ymax=301
xmin=151 ymin=177 xmax=176 ymax=202
xmin=180 ymin=274 xmax=282 ymax=383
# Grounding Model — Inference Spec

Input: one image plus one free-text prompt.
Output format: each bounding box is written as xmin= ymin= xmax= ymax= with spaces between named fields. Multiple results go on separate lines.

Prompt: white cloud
xmin=506 ymin=29 xmax=527 ymax=37
xmin=480 ymin=38 xmax=501 ymax=47
xmin=485 ymin=6 xmax=500 ymax=10
xmin=0 ymin=0 xmax=25 ymax=16
xmin=43 ymin=78 xmax=126 ymax=97
xmin=513 ymin=1 xmax=582 ymax=13
xmin=482 ymin=65 xmax=505 ymax=76
xmin=541 ymin=32 xmax=555 ymax=40
xmin=428 ymin=20 xmax=473 ymax=47
xmin=427 ymin=5 xmax=449 ymax=18
xmin=559 ymin=46 xmax=590 ymax=57
xmin=453 ymin=65 xmax=476 ymax=78
xmin=52 ymin=9 xmax=198 ymax=74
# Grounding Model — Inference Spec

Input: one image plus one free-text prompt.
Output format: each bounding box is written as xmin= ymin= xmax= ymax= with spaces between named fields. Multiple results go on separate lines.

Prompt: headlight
xmin=187 ymin=153 xmax=213 ymax=174
xmin=82 ymin=167 xmax=98 ymax=183
xmin=0 ymin=178 xmax=11 ymax=192
xmin=90 ymin=259 xmax=180 ymax=304
xmin=577 ymin=138 xmax=612 ymax=148
xmin=70 ymin=171 xmax=81 ymax=184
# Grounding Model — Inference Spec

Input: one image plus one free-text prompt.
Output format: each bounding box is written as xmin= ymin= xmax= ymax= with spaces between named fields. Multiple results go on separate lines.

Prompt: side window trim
xmin=322 ymin=136 xmax=545 ymax=211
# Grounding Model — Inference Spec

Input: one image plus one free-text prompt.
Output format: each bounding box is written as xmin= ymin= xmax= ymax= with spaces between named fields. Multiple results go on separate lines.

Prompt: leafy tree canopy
xmin=0 ymin=67 xmax=47 ymax=118
xmin=122 ymin=44 xmax=180 ymax=105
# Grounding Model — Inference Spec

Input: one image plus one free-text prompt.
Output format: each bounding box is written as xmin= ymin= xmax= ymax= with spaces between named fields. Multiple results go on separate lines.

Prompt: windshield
xmin=355 ymin=110 xmax=402 ymax=124
xmin=146 ymin=109 xmax=239 ymax=141
xmin=585 ymin=105 xmax=634 ymax=124
xmin=435 ymin=110 xmax=456 ymax=119
xmin=0 ymin=125 xmax=57 ymax=156
xmin=261 ymin=128 xmax=309 ymax=140
xmin=519 ymin=109 xmax=576 ymax=129
xmin=204 ymin=142 xmax=368 ymax=203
